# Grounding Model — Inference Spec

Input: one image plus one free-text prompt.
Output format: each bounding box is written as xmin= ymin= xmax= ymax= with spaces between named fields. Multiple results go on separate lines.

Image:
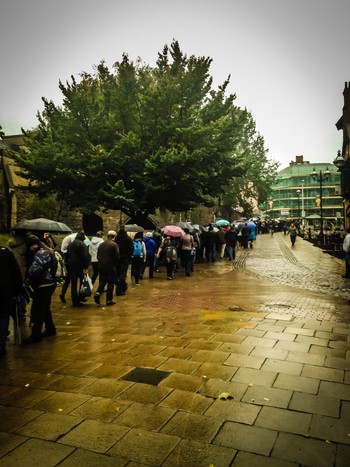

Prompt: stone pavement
xmin=1 ymin=232 xmax=350 ymax=466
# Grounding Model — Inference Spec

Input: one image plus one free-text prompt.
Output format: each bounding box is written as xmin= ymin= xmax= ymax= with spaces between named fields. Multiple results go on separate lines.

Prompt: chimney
xmin=343 ymin=81 xmax=350 ymax=123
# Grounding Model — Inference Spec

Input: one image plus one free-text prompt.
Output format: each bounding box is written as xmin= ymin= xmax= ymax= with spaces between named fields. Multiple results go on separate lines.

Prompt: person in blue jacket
xmin=141 ymin=232 xmax=158 ymax=279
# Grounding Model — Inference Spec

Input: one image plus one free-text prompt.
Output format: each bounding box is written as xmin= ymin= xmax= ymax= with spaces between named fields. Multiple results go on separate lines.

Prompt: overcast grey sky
xmin=1 ymin=0 xmax=349 ymax=169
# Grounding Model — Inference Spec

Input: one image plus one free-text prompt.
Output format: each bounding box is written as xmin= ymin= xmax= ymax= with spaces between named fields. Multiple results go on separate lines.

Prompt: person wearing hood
xmin=65 ymin=231 xmax=90 ymax=307
xmin=141 ymin=232 xmax=157 ymax=279
xmin=115 ymin=226 xmax=134 ymax=296
xmin=131 ymin=232 xmax=146 ymax=286
xmin=23 ymin=235 xmax=57 ymax=344
xmin=89 ymin=231 xmax=104 ymax=285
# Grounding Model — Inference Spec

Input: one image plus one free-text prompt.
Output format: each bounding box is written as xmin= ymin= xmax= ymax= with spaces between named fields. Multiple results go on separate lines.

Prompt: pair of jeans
xmin=225 ymin=245 xmax=235 ymax=260
xmin=30 ymin=284 xmax=56 ymax=339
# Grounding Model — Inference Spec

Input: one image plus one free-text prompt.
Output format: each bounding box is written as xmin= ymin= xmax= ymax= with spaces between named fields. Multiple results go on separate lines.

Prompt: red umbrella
xmin=161 ymin=225 xmax=185 ymax=237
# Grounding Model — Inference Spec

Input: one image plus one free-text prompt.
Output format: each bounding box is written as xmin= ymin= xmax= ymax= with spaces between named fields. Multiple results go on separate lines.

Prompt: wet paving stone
xmin=15 ymin=412 xmax=83 ymax=441
xmin=107 ymin=428 xmax=180 ymax=465
xmin=58 ymin=419 xmax=129 ymax=453
xmin=2 ymin=232 xmax=350 ymax=465
xmin=0 ymin=438 xmax=75 ymax=467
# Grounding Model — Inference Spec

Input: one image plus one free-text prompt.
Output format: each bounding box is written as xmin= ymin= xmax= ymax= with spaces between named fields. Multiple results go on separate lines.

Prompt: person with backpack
xmin=141 ymin=232 xmax=157 ymax=279
xmin=131 ymin=232 xmax=146 ymax=286
xmin=157 ymin=235 xmax=178 ymax=280
xmin=0 ymin=245 xmax=23 ymax=356
xmin=22 ymin=235 xmax=58 ymax=344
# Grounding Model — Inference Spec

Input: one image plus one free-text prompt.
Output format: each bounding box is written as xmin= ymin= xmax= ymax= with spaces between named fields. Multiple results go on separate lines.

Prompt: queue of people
xmin=1 ymin=222 xmax=252 ymax=353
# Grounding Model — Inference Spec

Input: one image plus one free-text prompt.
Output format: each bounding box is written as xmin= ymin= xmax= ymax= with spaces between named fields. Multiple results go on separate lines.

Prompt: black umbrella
xmin=124 ymin=224 xmax=145 ymax=233
xmin=175 ymin=221 xmax=200 ymax=233
xmin=12 ymin=217 xmax=72 ymax=233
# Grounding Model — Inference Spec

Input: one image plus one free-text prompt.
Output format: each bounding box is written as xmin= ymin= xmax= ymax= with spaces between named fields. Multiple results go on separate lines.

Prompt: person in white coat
xmin=89 ymin=231 xmax=104 ymax=284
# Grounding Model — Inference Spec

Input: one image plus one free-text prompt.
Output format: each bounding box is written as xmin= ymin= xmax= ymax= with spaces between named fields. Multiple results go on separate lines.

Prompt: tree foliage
xmin=15 ymin=40 xmax=276 ymax=220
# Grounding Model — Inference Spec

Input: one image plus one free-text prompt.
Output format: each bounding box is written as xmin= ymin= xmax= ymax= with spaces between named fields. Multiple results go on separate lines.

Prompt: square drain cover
xmin=121 ymin=367 xmax=171 ymax=386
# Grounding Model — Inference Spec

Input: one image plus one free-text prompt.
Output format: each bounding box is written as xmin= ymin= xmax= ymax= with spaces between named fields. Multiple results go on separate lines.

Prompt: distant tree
xmin=15 ymin=41 xmax=276 ymax=222
xmin=221 ymin=111 xmax=279 ymax=217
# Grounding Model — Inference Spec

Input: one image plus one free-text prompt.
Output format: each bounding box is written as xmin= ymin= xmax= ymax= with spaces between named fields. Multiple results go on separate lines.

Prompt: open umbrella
xmin=125 ymin=224 xmax=145 ymax=233
xmin=175 ymin=221 xmax=200 ymax=233
xmin=215 ymin=219 xmax=230 ymax=226
xmin=12 ymin=217 xmax=72 ymax=233
xmin=161 ymin=225 xmax=185 ymax=237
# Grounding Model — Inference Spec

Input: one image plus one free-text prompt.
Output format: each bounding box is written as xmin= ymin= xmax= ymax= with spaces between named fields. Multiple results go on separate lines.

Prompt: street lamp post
xmin=296 ymin=189 xmax=301 ymax=230
xmin=311 ymin=167 xmax=330 ymax=244
xmin=301 ymin=180 xmax=305 ymax=227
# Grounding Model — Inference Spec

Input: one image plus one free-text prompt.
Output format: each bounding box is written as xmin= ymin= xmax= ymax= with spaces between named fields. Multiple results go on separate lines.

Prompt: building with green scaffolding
xmin=260 ymin=156 xmax=344 ymax=230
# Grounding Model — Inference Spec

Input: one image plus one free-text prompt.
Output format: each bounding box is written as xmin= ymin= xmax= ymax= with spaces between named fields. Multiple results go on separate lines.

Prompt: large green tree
xmin=16 ymin=41 xmax=275 ymax=222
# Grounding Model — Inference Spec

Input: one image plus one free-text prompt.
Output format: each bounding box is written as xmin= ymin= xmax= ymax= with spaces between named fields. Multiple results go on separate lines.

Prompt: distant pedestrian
xmin=65 ymin=232 xmax=90 ymax=307
xmin=115 ymin=226 xmax=134 ymax=296
xmin=288 ymin=222 xmax=298 ymax=246
xmin=180 ymin=228 xmax=194 ymax=276
xmin=89 ymin=231 xmax=104 ymax=285
xmin=241 ymin=223 xmax=251 ymax=249
xmin=94 ymin=230 xmax=120 ymax=306
xmin=216 ymin=227 xmax=226 ymax=258
xmin=157 ymin=235 xmax=178 ymax=280
xmin=205 ymin=225 xmax=217 ymax=262
xmin=42 ymin=232 xmax=56 ymax=249
xmin=131 ymin=233 xmax=146 ymax=285
xmin=224 ymin=226 xmax=238 ymax=260
xmin=142 ymin=232 xmax=157 ymax=279
xmin=248 ymin=222 xmax=257 ymax=248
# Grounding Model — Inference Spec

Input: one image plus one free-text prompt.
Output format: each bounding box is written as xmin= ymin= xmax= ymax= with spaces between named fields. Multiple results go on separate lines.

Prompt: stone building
xmin=0 ymin=135 xmax=29 ymax=231
xmin=334 ymin=81 xmax=350 ymax=229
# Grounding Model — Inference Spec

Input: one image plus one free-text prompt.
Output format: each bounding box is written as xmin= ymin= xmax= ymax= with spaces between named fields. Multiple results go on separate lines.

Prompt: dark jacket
xmin=97 ymin=239 xmax=120 ymax=270
xmin=66 ymin=238 xmax=90 ymax=269
xmin=115 ymin=230 xmax=134 ymax=259
xmin=224 ymin=229 xmax=238 ymax=247
xmin=0 ymin=246 xmax=23 ymax=303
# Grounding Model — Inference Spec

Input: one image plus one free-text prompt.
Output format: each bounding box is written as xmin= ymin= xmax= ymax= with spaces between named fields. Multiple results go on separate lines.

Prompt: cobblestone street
xmin=1 ymin=232 xmax=350 ymax=466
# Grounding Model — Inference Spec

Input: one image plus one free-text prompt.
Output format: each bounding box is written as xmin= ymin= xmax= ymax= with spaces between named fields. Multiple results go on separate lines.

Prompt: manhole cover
xmin=121 ymin=367 xmax=172 ymax=386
